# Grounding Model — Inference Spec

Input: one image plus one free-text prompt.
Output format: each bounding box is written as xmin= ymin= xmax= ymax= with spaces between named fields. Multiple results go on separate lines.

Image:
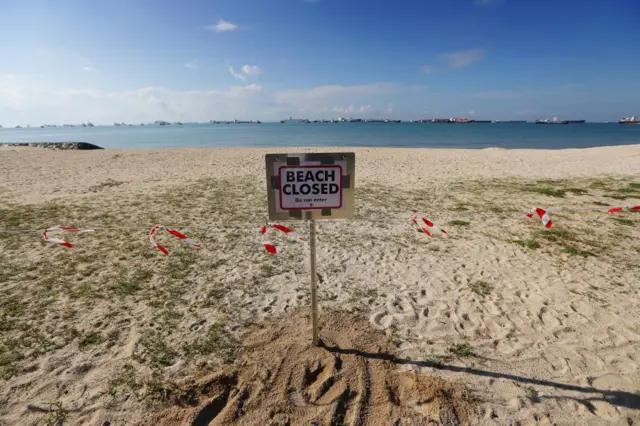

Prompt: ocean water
xmin=1 ymin=123 xmax=639 ymax=150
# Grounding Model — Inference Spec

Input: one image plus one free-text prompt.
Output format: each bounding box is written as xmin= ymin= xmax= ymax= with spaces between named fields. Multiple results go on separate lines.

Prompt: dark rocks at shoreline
xmin=0 ymin=142 xmax=104 ymax=150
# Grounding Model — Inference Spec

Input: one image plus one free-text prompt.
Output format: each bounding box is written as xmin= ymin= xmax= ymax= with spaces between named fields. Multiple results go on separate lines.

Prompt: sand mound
xmin=146 ymin=310 xmax=472 ymax=426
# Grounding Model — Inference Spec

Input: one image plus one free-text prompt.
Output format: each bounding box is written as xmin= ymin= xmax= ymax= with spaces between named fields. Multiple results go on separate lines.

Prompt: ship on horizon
xmin=619 ymin=116 xmax=640 ymax=124
xmin=280 ymin=117 xmax=310 ymax=123
xmin=536 ymin=117 xmax=586 ymax=124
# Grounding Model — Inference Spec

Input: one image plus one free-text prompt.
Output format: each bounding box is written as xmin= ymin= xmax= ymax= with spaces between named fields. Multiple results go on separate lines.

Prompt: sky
xmin=0 ymin=0 xmax=639 ymax=125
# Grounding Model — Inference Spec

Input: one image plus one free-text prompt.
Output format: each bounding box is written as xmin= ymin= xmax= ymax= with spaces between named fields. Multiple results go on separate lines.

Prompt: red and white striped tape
xmin=41 ymin=226 xmax=95 ymax=248
xmin=149 ymin=225 xmax=201 ymax=256
xmin=526 ymin=208 xmax=553 ymax=228
xmin=261 ymin=224 xmax=304 ymax=254
xmin=412 ymin=216 xmax=447 ymax=237
xmin=608 ymin=205 xmax=640 ymax=215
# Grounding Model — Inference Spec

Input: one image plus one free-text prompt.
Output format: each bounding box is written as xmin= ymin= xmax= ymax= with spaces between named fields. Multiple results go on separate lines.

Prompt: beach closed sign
xmin=265 ymin=153 xmax=355 ymax=221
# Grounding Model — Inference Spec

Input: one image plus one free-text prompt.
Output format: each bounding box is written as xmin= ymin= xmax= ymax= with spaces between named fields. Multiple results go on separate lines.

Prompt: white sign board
xmin=265 ymin=153 xmax=355 ymax=221
xmin=277 ymin=164 xmax=344 ymax=211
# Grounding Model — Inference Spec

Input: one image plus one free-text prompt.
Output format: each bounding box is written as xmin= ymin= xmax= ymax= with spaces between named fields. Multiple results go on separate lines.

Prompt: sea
xmin=1 ymin=123 xmax=639 ymax=150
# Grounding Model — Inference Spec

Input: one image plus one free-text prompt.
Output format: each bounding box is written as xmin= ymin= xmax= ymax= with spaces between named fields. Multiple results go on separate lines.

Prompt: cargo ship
xmin=619 ymin=116 xmax=640 ymax=124
xmin=280 ymin=117 xmax=310 ymax=123
xmin=536 ymin=117 xmax=586 ymax=124
xmin=536 ymin=117 xmax=568 ymax=124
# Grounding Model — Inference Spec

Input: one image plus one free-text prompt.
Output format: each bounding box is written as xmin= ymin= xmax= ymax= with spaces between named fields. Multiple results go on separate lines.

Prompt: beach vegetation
xmin=468 ymin=281 xmax=492 ymax=296
xmin=136 ymin=331 xmax=179 ymax=368
xmin=107 ymin=364 xmax=144 ymax=398
xmin=44 ymin=401 xmax=68 ymax=426
xmin=509 ymin=239 xmax=540 ymax=249
xmin=526 ymin=187 xmax=566 ymax=198
xmin=447 ymin=343 xmax=478 ymax=358
xmin=537 ymin=229 xmax=572 ymax=241
xmin=79 ymin=331 xmax=104 ymax=349
xmin=183 ymin=323 xmax=238 ymax=363
xmin=613 ymin=218 xmax=634 ymax=226
xmin=448 ymin=220 xmax=470 ymax=226
xmin=562 ymin=246 xmax=596 ymax=258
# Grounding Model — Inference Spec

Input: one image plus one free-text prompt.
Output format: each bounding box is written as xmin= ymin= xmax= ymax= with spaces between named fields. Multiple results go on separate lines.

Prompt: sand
xmin=0 ymin=145 xmax=639 ymax=425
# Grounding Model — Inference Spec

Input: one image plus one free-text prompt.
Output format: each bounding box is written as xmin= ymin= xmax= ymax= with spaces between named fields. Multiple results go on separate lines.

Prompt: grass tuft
xmin=44 ymin=402 xmax=68 ymax=426
xmin=79 ymin=331 xmax=104 ymax=349
xmin=468 ymin=281 xmax=492 ymax=297
xmin=563 ymin=246 xmax=596 ymax=258
xmin=447 ymin=343 xmax=478 ymax=358
xmin=509 ymin=239 xmax=540 ymax=249
xmin=614 ymin=218 xmax=634 ymax=226
xmin=526 ymin=187 xmax=566 ymax=198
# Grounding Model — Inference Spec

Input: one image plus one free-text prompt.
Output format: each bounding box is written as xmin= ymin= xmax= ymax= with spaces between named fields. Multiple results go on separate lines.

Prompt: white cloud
xmin=384 ymin=103 xmax=394 ymax=115
xmin=205 ymin=19 xmax=239 ymax=33
xmin=229 ymin=65 xmax=263 ymax=80
xmin=241 ymin=65 xmax=262 ymax=76
xmin=440 ymin=49 xmax=485 ymax=69
xmin=82 ymin=66 xmax=99 ymax=73
xmin=184 ymin=59 xmax=198 ymax=70
xmin=420 ymin=65 xmax=435 ymax=74
xmin=229 ymin=67 xmax=246 ymax=81
xmin=0 ymin=85 xmax=268 ymax=126
xmin=0 ymin=74 xmax=17 ymax=79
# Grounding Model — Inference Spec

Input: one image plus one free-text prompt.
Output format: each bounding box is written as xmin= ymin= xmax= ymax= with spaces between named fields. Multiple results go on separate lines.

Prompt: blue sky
xmin=1 ymin=0 xmax=639 ymax=125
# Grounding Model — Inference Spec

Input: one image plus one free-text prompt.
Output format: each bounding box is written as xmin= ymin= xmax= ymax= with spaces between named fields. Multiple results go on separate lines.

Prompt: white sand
xmin=0 ymin=146 xmax=639 ymax=425
xmin=1 ymin=145 xmax=640 ymax=204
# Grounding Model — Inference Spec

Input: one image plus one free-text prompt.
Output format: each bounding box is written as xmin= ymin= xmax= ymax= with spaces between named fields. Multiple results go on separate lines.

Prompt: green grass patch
xmin=618 ymin=187 xmax=640 ymax=194
xmin=526 ymin=188 xmax=566 ymax=198
xmin=447 ymin=343 xmax=478 ymax=358
xmin=448 ymin=220 xmax=470 ymax=227
xmin=79 ymin=331 xmax=104 ymax=349
xmin=468 ymin=281 xmax=492 ymax=297
xmin=509 ymin=239 xmax=540 ymax=249
xmin=614 ymin=218 xmax=634 ymax=226
xmin=137 ymin=331 xmax=179 ymax=367
xmin=563 ymin=246 xmax=596 ymax=258
xmin=629 ymin=183 xmax=640 ymax=189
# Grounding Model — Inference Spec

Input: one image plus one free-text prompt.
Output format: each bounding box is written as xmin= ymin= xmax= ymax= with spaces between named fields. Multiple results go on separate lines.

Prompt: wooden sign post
xmin=265 ymin=153 xmax=355 ymax=345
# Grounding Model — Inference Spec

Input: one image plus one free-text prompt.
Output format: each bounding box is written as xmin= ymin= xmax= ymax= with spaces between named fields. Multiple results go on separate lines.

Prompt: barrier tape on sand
xmin=42 ymin=226 xmax=95 ymax=248
xmin=526 ymin=208 xmax=553 ymax=228
xmin=608 ymin=205 xmax=640 ymax=215
xmin=149 ymin=225 xmax=201 ymax=256
xmin=261 ymin=224 xmax=304 ymax=254
xmin=412 ymin=216 xmax=447 ymax=237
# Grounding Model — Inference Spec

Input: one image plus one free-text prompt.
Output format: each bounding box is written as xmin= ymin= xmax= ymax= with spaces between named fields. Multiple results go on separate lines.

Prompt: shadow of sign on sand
xmin=321 ymin=344 xmax=640 ymax=412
